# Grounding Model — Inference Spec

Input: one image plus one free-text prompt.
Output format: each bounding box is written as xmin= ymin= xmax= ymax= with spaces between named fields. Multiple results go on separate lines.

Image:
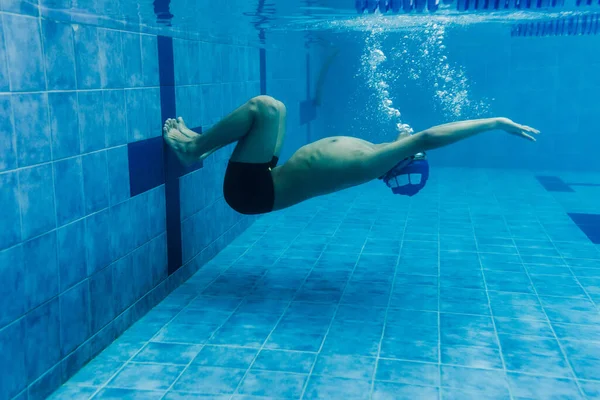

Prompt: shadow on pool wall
xmin=319 ymin=23 xmax=600 ymax=172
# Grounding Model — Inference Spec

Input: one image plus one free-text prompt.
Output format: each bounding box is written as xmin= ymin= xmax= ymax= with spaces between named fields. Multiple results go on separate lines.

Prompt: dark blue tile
xmin=53 ymin=157 xmax=85 ymax=226
xmin=2 ymin=14 xmax=45 ymax=91
xmin=42 ymin=19 xmax=76 ymax=90
xmin=74 ymin=25 xmax=101 ymax=89
xmin=0 ymin=245 xmax=26 ymax=328
xmin=252 ymin=350 xmax=315 ymax=374
xmin=173 ymin=365 xmax=246 ymax=394
xmin=108 ymin=362 xmax=184 ymax=390
xmin=127 ymin=136 xmax=164 ymax=196
xmin=57 ymin=219 xmax=87 ymax=291
xmin=499 ymin=334 xmax=572 ymax=377
xmin=97 ymin=29 xmax=125 ymax=89
xmin=103 ymin=90 xmax=127 ymax=147
xmin=69 ymin=358 xmax=123 ymax=386
xmin=25 ymin=298 xmax=61 ymax=382
xmin=373 ymin=382 xmax=439 ymax=400
xmin=134 ymin=342 xmax=202 ymax=365
xmin=0 ymin=318 xmax=27 ymax=399
xmin=122 ymin=32 xmax=143 ymax=87
xmin=12 ymin=93 xmax=52 ymax=167
xmin=94 ymin=388 xmax=165 ymax=400
xmin=303 ymin=376 xmax=371 ymax=400
xmin=79 ymin=91 xmax=106 ymax=153
xmin=24 ymin=231 xmax=59 ymax=310
xmin=238 ymin=370 xmax=307 ymax=398
xmin=0 ymin=95 xmax=16 ymax=172
xmin=85 ymin=208 xmax=112 ymax=275
xmin=313 ymin=355 xmax=376 ymax=380
xmin=59 ymin=280 xmax=91 ymax=356
xmin=0 ymin=171 xmax=20 ymax=250
xmin=440 ymin=365 xmax=509 ymax=398
xmin=48 ymin=92 xmax=80 ymax=160
xmin=536 ymin=176 xmax=574 ymax=192
xmin=507 ymin=373 xmax=582 ymax=399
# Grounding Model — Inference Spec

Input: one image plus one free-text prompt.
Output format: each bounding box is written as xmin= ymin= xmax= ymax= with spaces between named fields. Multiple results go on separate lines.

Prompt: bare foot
xmin=163 ymin=118 xmax=200 ymax=165
xmin=176 ymin=117 xmax=200 ymax=139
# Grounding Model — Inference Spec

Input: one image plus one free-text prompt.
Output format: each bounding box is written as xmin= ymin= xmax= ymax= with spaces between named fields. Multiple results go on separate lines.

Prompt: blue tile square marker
xmin=568 ymin=213 xmax=600 ymax=244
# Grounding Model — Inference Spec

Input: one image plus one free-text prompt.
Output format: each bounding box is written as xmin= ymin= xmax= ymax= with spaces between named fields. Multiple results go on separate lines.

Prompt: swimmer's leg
xmin=163 ymin=95 xmax=282 ymax=165
xmin=273 ymin=100 xmax=287 ymax=159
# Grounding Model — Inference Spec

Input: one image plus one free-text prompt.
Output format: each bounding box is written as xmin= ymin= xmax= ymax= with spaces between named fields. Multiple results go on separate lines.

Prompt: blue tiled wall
xmin=0 ymin=8 xmax=318 ymax=400
xmin=321 ymin=24 xmax=600 ymax=171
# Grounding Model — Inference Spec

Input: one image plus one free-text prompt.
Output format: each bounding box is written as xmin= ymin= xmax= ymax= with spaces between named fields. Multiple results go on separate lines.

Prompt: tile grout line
xmin=511 ymin=218 xmax=588 ymax=398
xmin=296 ymin=200 xmax=365 ymax=400
xmin=156 ymin=223 xmax=285 ymax=399
xmin=85 ymin=226 xmax=266 ymax=399
xmin=368 ymin=204 xmax=410 ymax=399
xmin=436 ymin=200 xmax=443 ymax=400
xmin=475 ymin=210 xmax=515 ymax=400
xmin=224 ymin=210 xmax=328 ymax=399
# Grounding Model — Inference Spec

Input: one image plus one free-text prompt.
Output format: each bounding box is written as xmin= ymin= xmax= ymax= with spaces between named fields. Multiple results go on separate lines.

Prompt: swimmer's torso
xmin=271 ymin=136 xmax=380 ymax=210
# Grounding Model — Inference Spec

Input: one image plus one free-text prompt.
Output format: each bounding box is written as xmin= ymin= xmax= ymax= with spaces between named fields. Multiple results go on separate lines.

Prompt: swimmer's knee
xmin=248 ymin=96 xmax=281 ymax=121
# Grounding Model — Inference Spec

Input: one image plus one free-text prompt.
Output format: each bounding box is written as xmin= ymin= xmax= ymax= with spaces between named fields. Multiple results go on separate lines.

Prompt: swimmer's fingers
xmin=520 ymin=124 xmax=540 ymax=136
xmin=519 ymin=125 xmax=539 ymax=142
xmin=519 ymin=131 xmax=537 ymax=142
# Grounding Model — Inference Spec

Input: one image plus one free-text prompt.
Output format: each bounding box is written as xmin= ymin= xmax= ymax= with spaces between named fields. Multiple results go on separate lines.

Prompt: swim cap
xmin=380 ymin=152 xmax=429 ymax=196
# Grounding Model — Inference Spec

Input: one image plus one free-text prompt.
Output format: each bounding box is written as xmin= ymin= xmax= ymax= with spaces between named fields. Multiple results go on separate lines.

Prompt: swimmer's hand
xmin=495 ymin=118 xmax=540 ymax=142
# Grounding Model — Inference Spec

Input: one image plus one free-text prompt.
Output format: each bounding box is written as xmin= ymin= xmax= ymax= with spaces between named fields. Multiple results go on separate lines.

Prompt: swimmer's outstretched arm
xmin=418 ymin=117 xmax=539 ymax=149
xmin=367 ymin=118 xmax=539 ymax=178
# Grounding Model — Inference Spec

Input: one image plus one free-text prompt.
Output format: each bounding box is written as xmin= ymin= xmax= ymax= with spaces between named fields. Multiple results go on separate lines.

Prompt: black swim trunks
xmin=223 ymin=156 xmax=278 ymax=215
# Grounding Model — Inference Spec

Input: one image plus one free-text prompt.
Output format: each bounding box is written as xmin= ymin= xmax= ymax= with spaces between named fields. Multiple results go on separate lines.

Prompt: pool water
xmin=49 ymin=170 xmax=600 ymax=399
xmin=1 ymin=0 xmax=600 ymax=399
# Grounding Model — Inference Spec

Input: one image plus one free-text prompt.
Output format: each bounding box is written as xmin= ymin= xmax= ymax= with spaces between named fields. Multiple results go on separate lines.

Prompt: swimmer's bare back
xmin=163 ymin=96 xmax=539 ymax=215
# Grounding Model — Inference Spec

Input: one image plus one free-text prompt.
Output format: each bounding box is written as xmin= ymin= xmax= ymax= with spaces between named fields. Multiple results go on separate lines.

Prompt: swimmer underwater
xmin=163 ymin=50 xmax=539 ymax=215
